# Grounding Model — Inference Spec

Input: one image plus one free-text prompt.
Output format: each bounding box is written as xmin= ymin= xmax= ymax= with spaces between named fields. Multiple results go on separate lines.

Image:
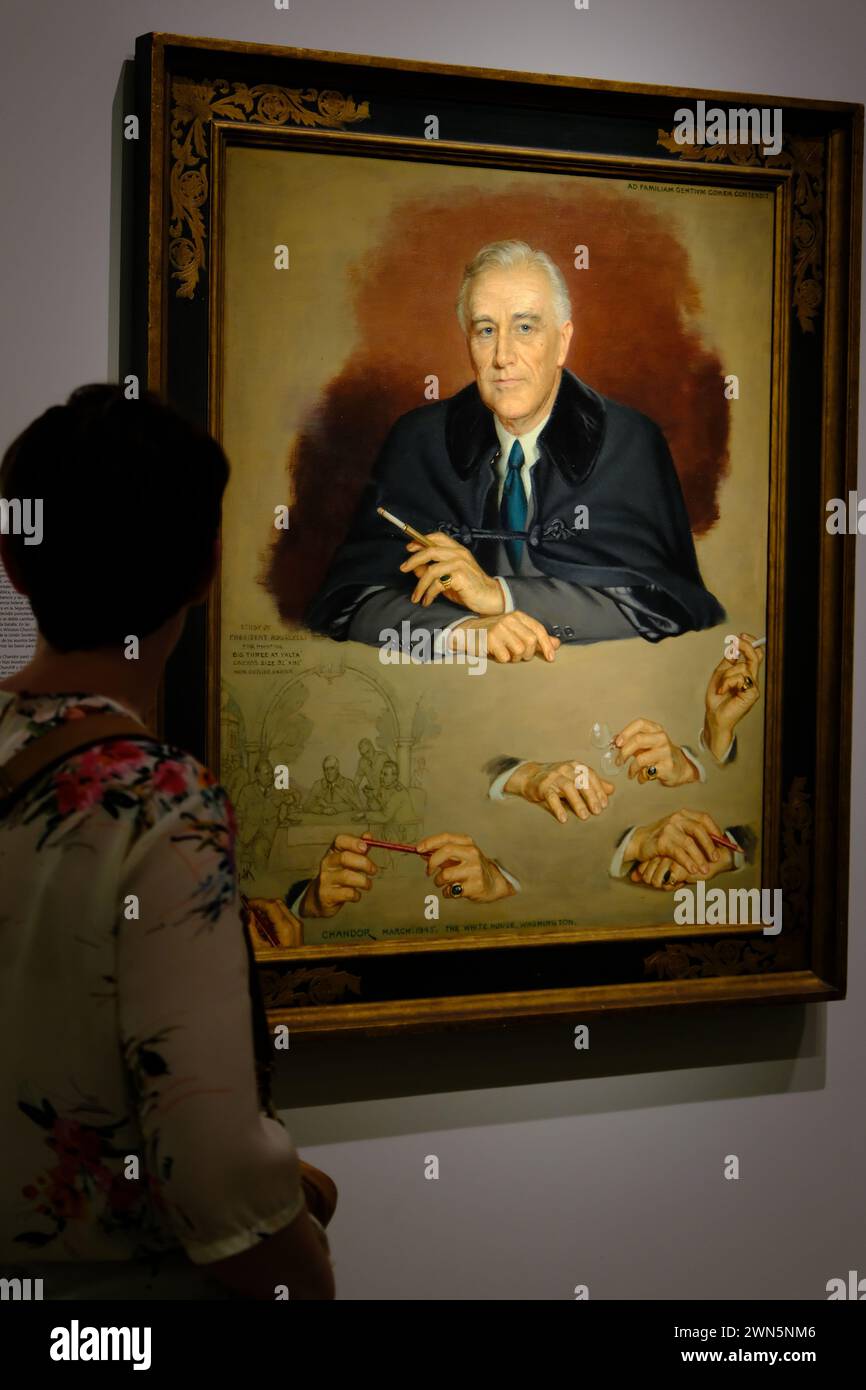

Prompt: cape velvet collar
xmin=444 ymin=368 xmax=607 ymax=485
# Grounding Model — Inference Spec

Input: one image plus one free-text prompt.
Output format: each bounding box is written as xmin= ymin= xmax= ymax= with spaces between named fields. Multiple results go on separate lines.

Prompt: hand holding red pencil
xmin=622 ymin=809 xmax=731 ymax=883
xmin=360 ymin=835 xmax=423 ymax=855
xmin=415 ymin=831 xmax=516 ymax=903
xmin=631 ymin=822 xmax=739 ymax=889
xmin=297 ymin=830 xmax=515 ymax=915
xmin=298 ymin=834 xmax=379 ymax=919
xmin=630 ymin=841 xmax=737 ymax=889
xmin=359 ymin=832 xmax=514 ymax=902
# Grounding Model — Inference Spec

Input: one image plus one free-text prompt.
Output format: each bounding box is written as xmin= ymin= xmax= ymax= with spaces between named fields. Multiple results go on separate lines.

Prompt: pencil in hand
xmin=376 ymin=505 xmax=431 ymax=547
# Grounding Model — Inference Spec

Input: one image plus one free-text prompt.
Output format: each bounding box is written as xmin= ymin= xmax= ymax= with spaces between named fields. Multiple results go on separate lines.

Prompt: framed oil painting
xmin=134 ymin=34 xmax=861 ymax=1036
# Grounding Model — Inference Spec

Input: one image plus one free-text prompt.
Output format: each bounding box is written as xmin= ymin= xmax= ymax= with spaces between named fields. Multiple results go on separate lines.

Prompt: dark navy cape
xmin=305 ymin=369 xmax=725 ymax=641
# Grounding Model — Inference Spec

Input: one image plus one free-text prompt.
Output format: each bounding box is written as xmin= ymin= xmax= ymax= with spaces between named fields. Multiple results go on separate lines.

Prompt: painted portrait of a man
xmin=218 ymin=145 xmax=772 ymax=941
xmin=305 ymin=240 xmax=724 ymax=664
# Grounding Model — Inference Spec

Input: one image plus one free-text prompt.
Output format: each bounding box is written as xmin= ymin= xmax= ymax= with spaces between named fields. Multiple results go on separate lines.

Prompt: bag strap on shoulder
xmin=0 ymin=712 xmax=158 ymax=811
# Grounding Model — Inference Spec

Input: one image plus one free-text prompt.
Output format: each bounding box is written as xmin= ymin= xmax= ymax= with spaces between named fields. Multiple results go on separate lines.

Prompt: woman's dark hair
xmin=0 ymin=384 xmax=229 ymax=652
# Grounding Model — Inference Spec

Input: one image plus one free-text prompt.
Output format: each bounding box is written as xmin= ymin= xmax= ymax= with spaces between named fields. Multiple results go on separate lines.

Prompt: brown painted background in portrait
xmin=265 ymin=182 xmax=729 ymax=623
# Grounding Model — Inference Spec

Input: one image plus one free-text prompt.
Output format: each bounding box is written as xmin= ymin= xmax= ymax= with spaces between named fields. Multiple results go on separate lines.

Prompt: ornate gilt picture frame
xmin=134 ymin=33 xmax=861 ymax=1037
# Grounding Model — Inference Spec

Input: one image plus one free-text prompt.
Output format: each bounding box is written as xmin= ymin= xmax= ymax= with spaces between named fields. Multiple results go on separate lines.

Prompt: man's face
xmin=323 ymin=758 xmax=339 ymax=784
xmin=465 ymin=264 xmax=573 ymax=434
xmin=381 ymin=763 xmax=397 ymax=789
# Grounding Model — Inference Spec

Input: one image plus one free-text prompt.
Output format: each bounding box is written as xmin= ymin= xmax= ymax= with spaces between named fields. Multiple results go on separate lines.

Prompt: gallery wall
xmin=0 ymin=0 xmax=863 ymax=1298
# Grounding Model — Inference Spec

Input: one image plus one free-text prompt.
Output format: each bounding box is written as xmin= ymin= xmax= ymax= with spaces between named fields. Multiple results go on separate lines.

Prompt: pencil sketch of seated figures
xmin=362 ymin=759 xmax=427 ymax=873
xmin=354 ymin=737 xmax=388 ymax=808
xmin=303 ymin=754 xmax=364 ymax=816
xmin=292 ymin=752 xmax=425 ymax=877
xmin=234 ymin=756 xmax=290 ymax=879
xmin=223 ymin=664 xmax=437 ymax=895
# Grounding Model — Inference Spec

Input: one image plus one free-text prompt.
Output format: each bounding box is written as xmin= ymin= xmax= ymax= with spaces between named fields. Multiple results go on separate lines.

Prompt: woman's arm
xmin=117 ymin=772 xmax=334 ymax=1299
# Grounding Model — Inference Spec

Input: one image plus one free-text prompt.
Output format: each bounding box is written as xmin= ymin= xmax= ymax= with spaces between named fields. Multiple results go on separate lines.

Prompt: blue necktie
xmin=500 ymin=439 xmax=526 ymax=572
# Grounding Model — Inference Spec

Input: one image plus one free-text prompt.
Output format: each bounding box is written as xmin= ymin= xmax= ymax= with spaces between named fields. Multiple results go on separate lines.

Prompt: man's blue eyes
xmin=478 ymin=323 xmax=534 ymax=335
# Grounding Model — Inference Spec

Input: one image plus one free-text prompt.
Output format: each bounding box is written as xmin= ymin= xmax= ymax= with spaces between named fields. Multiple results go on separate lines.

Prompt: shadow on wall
xmin=262 ymin=182 xmax=730 ymax=624
xmin=274 ymin=1002 xmax=822 ymax=1143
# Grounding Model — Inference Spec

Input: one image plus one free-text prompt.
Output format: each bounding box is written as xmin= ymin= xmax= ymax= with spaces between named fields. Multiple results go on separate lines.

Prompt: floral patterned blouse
xmin=0 ymin=691 xmax=304 ymax=1297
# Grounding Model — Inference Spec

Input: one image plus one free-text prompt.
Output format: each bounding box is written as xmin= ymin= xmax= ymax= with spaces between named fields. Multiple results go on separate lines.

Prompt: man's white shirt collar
xmin=493 ymin=409 xmax=552 ymax=470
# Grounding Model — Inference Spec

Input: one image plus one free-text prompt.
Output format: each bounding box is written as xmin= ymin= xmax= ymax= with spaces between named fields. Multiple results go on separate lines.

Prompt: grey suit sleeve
xmin=502 ymin=576 xmax=640 ymax=643
xmin=482 ymin=754 xmax=523 ymax=786
xmin=726 ymin=824 xmax=756 ymax=866
xmin=346 ymin=586 xmax=468 ymax=646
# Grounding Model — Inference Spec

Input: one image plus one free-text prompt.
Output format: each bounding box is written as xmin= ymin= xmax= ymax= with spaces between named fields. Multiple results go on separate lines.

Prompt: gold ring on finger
xmin=440 ymin=573 xmax=452 ymax=589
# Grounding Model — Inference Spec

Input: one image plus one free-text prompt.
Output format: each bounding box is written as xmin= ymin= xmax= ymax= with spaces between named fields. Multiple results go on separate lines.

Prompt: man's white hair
xmin=455 ymin=239 xmax=572 ymax=334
